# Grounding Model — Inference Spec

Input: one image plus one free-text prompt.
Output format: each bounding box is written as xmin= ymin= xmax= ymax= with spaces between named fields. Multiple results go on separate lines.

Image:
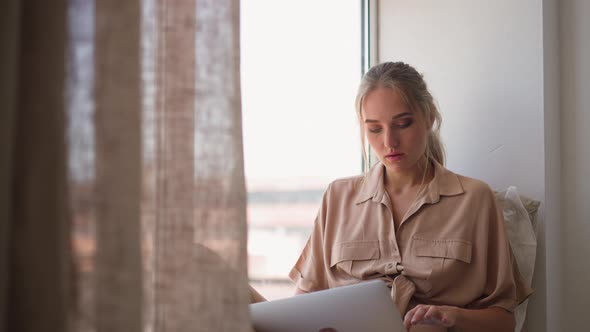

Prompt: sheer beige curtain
xmin=1 ymin=0 xmax=250 ymax=331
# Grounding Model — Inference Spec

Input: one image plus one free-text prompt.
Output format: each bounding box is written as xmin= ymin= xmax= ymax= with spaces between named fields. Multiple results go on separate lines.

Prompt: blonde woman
xmin=289 ymin=62 xmax=532 ymax=332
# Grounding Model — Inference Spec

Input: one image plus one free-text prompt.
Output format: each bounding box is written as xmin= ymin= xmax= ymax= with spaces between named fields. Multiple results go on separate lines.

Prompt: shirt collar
xmin=355 ymin=160 xmax=464 ymax=205
xmin=355 ymin=163 xmax=385 ymax=204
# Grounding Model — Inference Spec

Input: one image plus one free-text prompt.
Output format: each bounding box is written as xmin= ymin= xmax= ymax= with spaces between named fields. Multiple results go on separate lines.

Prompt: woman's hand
xmin=403 ymin=304 xmax=515 ymax=332
xmin=403 ymin=304 xmax=458 ymax=329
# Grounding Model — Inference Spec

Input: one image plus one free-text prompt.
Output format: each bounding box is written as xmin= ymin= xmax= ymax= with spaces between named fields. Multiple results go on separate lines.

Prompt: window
xmin=241 ymin=0 xmax=363 ymax=300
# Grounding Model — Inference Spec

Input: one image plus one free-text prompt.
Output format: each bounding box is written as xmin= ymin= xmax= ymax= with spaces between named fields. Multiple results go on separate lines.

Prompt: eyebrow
xmin=364 ymin=112 xmax=413 ymax=123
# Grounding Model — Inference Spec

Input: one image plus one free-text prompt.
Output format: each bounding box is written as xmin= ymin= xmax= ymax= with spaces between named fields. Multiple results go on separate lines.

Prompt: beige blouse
xmin=289 ymin=161 xmax=532 ymax=317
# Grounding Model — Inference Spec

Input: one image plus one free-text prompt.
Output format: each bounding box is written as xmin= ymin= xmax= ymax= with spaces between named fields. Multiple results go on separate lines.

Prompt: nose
xmin=384 ymin=128 xmax=400 ymax=150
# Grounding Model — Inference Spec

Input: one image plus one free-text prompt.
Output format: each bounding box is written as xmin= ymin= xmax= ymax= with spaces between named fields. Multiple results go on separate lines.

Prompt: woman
xmin=288 ymin=62 xmax=532 ymax=332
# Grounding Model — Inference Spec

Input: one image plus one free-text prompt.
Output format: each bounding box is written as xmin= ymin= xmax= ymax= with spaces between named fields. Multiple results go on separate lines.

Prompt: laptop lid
xmin=250 ymin=280 xmax=406 ymax=332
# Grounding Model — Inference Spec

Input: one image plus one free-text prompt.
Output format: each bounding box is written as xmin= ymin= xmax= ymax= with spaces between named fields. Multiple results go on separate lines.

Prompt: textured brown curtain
xmin=1 ymin=0 xmax=250 ymax=331
xmin=1 ymin=1 xmax=71 ymax=332
xmin=93 ymin=1 xmax=143 ymax=331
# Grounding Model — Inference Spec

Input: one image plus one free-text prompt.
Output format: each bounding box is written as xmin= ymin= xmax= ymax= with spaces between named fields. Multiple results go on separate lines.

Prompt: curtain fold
xmin=0 ymin=0 xmax=19 ymax=327
xmin=94 ymin=1 xmax=143 ymax=331
xmin=153 ymin=0 xmax=198 ymax=329
xmin=152 ymin=0 xmax=249 ymax=330
xmin=192 ymin=0 xmax=250 ymax=330
xmin=2 ymin=1 xmax=72 ymax=332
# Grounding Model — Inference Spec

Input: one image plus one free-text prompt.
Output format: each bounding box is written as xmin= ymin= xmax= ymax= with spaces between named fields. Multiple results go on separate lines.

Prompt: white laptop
xmin=250 ymin=280 xmax=406 ymax=332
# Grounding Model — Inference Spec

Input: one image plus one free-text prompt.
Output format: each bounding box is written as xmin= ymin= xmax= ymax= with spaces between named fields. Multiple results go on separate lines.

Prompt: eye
xmin=367 ymin=126 xmax=382 ymax=134
xmin=395 ymin=119 xmax=413 ymax=129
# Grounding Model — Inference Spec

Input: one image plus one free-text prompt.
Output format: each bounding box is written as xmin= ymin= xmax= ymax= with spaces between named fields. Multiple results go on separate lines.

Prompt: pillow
xmin=495 ymin=187 xmax=540 ymax=332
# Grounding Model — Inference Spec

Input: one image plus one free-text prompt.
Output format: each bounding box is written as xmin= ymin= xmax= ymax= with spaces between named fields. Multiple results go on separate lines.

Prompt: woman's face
xmin=362 ymin=87 xmax=430 ymax=174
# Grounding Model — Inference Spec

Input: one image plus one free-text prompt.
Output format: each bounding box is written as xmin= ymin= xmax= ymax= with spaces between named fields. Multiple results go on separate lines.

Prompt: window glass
xmin=241 ymin=0 xmax=362 ymax=300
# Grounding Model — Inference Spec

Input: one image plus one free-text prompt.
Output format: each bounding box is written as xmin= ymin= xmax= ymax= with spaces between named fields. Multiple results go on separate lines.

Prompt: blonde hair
xmin=355 ymin=62 xmax=445 ymax=173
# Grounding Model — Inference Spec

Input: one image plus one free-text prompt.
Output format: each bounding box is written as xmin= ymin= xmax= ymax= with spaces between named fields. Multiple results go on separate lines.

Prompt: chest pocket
xmin=411 ymin=237 xmax=472 ymax=294
xmin=330 ymin=240 xmax=380 ymax=279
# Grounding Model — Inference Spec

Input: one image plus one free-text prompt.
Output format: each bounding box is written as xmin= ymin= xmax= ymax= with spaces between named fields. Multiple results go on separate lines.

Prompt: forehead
xmin=361 ymin=87 xmax=413 ymax=119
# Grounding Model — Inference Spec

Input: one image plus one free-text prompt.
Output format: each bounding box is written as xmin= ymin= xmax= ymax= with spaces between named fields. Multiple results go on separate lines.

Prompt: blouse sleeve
xmin=288 ymin=184 xmax=332 ymax=293
xmin=467 ymin=187 xmax=534 ymax=312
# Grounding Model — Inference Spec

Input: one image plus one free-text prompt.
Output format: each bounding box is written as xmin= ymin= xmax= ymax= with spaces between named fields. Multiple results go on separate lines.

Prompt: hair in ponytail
xmin=355 ymin=62 xmax=445 ymax=172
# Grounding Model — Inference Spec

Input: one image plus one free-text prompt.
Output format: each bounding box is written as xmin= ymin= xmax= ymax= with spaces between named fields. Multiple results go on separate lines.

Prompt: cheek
xmin=365 ymin=135 xmax=379 ymax=150
xmin=403 ymin=129 xmax=428 ymax=150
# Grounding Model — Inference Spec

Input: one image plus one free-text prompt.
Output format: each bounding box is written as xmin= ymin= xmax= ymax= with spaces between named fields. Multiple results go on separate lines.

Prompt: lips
xmin=385 ymin=152 xmax=404 ymax=161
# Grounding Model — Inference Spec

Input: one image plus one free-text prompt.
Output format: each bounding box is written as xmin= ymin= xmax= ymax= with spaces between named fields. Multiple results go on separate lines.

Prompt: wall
xmin=560 ymin=0 xmax=590 ymax=330
xmin=541 ymin=0 xmax=562 ymax=330
xmin=376 ymin=0 xmax=548 ymax=331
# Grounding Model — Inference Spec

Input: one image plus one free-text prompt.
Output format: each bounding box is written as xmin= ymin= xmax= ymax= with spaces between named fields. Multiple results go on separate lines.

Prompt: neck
xmin=384 ymin=157 xmax=432 ymax=195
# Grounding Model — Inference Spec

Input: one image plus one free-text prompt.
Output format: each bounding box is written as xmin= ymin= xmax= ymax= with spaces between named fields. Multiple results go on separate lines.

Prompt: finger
xmin=423 ymin=306 xmax=443 ymax=324
xmin=403 ymin=307 xmax=416 ymax=329
xmin=403 ymin=306 xmax=424 ymax=329
xmin=410 ymin=305 xmax=430 ymax=325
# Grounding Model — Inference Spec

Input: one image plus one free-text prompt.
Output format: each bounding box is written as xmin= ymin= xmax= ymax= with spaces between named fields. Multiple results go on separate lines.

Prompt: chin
xmin=381 ymin=160 xmax=407 ymax=170
xmin=382 ymin=158 xmax=419 ymax=172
